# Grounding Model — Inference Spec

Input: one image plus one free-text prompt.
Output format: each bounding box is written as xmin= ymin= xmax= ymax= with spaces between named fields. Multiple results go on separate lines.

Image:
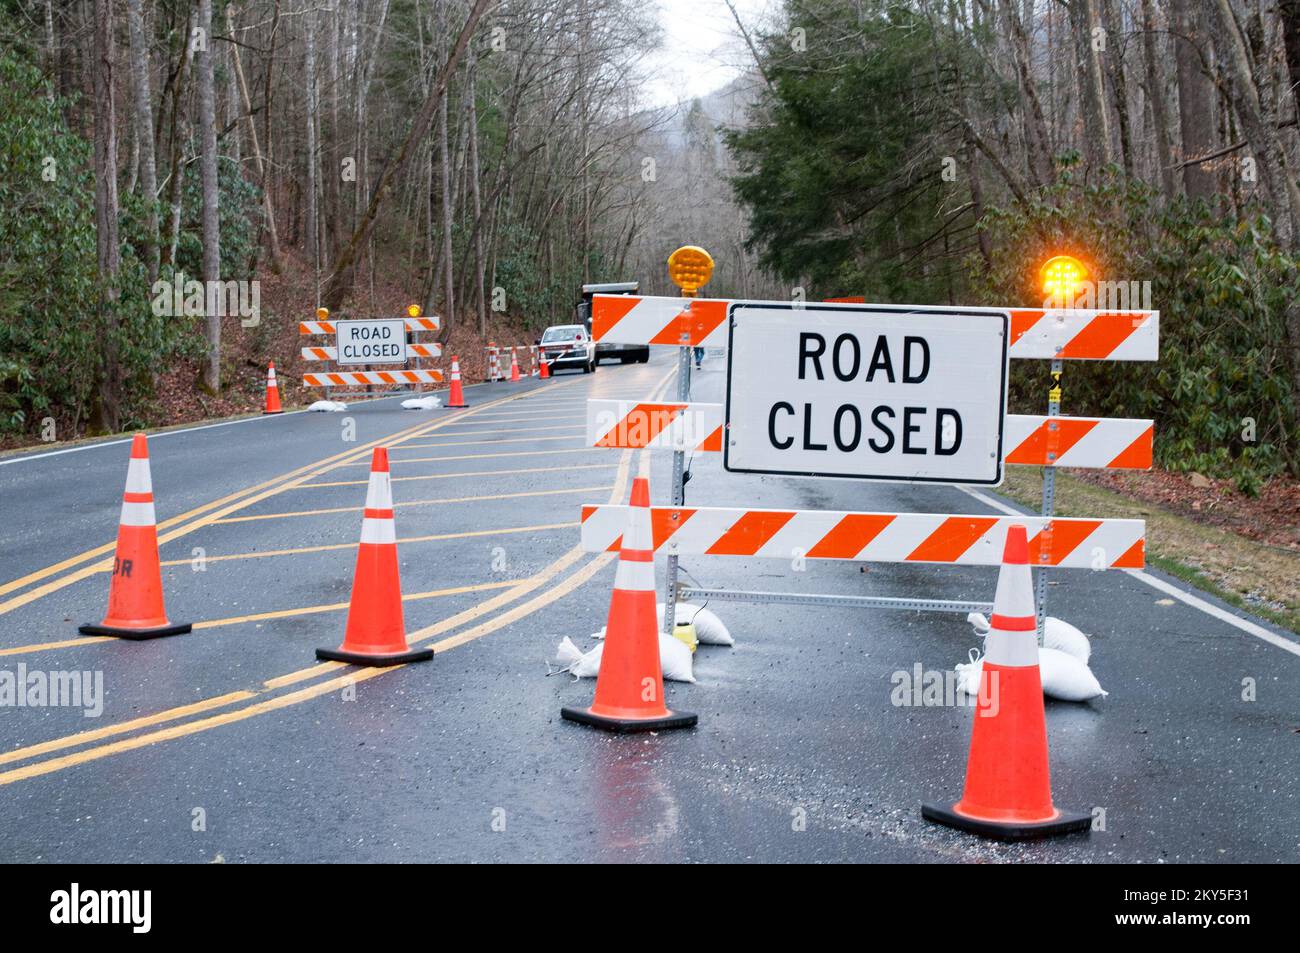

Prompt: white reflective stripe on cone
xmin=613 ymin=556 xmax=655 ymax=592
xmin=992 ymin=564 xmax=1035 ymax=618
xmin=119 ymin=500 xmax=157 ymax=527
xmin=983 ymin=629 xmax=1040 ymax=667
xmin=364 ymin=473 xmax=393 ymax=510
xmin=124 ymin=458 xmax=153 ymax=494
xmin=359 ymin=519 xmax=396 ymax=544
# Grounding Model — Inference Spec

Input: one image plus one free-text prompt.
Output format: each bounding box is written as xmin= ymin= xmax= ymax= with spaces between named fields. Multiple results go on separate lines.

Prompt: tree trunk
xmin=304 ymin=2 xmax=319 ymax=292
xmin=126 ymin=0 xmax=159 ymax=283
xmin=1069 ymin=0 xmax=1112 ymax=169
xmin=160 ymin=9 xmax=194 ymax=269
xmin=1171 ymin=0 xmax=1218 ymax=200
xmin=93 ymin=0 xmax=121 ymax=432
xmin=437 ymin=84 xmax=456 ymax=331
xmin=466 ymin=43 xmax=486 ymax=334
xmin=1139 ymin=0 xmax=1176 ymax=199
xmin=1001 ymin=0 xmax=1055 ymax=185
xmin=197 ymin=0 xmax=221 ymax=392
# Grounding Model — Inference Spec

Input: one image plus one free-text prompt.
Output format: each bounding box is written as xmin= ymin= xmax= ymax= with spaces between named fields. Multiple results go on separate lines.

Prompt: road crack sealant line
xmin=0 ymin=378 xmax=582 ymax=618
xmin=0 ymin=366 xmax=675 ymax=786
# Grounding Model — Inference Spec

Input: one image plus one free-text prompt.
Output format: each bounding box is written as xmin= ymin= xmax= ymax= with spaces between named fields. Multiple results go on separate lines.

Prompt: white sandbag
xmin=555 ymin=633 xmax=695 ymax=683
xmin=1043 ymin=617 xmax=1091 ymax=663
xmin=595 ymin=602 xmax=735 ymax=647
xmin=967 ymin=612 xmax=1091 ymax=663
xmin=308 ymin=400 xmax=348 ymax=412
xmin=955 ymin=648 xmax=983 ymax=696
xmin=675 ymin=603 xmax=734 ymax=646
xmin=955 ymin=647 xmax=1106 ymax=702
xmin=400 ymin=395 xmax=442 ymax=410
xmin=1039 ymin=647 xmax=1106 ymax=700
xmin=555 ymin=636 xmax=599 ymax=678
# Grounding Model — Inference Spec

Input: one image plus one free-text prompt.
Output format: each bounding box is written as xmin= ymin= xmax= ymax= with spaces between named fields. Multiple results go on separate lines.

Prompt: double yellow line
xmin=0 ymin=366 xmax=674 ymax=786
xmin=0 ymin=380 xmax=583 ymax=620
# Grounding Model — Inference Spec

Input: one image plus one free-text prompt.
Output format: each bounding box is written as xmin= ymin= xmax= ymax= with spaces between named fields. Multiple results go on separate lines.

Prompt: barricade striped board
xmin=586 ymin=400 xmax=1153 ymax=469
xmin=579 ymin=505 xmax=1145 ymax=569
xmin=586 ymin=399 xmax=724 ymax=452
xmin=299 ymin=317 xmax=441 ymax=334
xmin=302 ymin=343 xmax=443 ymax=361
xmin=303 ymin=370 xmax=444 ymax=387
xmin=1004 ymin=415 xmax=1152 ymax=468
xmin=590 ymin=295 xmax=1158 ymax=360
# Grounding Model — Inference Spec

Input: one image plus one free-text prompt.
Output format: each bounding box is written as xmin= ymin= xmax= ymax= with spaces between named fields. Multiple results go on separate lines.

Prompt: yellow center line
xmin=208 ymin=485 xmax=611 ymax=525
xmin=378 ymin=434 xmax=586 ymax=454
xmin=0 ymin=367 xmax=673 ymax=786
xmin=287 ymin=462 xmax=618 ymax=490
xmin=371 ymin=448 xmax=603 ymax=467
xmin=191 ymin=579 xmax=525 ymax=630
xmin=148 ymin=521 xmax=581 ymax=568
xmin=0 ymin=380 xmax=587 ymax=617
xmin=406 ymin=424 xmax=585 ymax=438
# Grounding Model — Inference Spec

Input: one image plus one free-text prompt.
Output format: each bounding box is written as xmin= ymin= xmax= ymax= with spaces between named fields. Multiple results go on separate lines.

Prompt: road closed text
xmin=725 ymin=305 xmax=1009 ymax=484
xmin=335 ymin=319 xmax=408 ymax=365
xmin=767 ymin=333 xmax=963 ymax=457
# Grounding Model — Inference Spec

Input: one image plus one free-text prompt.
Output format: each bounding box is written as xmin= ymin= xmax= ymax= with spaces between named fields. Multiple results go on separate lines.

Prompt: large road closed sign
xmin=334 ymin=319 xmax=408 ymax=365
xmin=724 ymin=303 xmax=1010 ymax=485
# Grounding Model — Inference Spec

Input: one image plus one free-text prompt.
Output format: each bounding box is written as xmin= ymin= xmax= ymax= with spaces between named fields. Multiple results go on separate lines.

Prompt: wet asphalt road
xmin=0 ymin=353 xmax=1296 ymax=863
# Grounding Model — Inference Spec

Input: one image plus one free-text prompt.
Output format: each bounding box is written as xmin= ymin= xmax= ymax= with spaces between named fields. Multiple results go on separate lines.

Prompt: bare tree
xmin=92 ymin=0 xmax=121 ymax=431
xmin=198 ymin=0 xmax=222 ymax=392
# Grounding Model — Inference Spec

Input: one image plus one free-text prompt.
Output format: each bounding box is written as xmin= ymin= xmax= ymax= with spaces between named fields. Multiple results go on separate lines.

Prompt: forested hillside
xmin=726 ymin=0 xmax=1300 ymax=491
xmin=0 ymin=0 xmax=1298 ymax=496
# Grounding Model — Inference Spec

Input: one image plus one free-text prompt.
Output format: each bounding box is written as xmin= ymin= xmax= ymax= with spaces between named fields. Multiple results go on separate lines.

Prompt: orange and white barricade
xmin=592 ymin=294 xmax=1158 ymax=360
xmin=583 ymin=290 xmax=1158 ymax=621
xmin=300 ymin=307 xmax=443 ymax=399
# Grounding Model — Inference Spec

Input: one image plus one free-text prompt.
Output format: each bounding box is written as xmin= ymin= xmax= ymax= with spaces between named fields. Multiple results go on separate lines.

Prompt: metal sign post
xmin=661 ymin=246 xmax=713 ymax=640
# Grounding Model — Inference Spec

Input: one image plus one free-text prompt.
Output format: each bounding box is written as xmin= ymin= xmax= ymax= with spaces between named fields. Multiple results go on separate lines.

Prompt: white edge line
xmin=956 ymin=485 xmax=1300 ymax=658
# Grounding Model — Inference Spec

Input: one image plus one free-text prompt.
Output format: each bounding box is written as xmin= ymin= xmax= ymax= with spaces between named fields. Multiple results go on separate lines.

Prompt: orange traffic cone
xmin=262 ymin=362 xmax=284 ymax=414
xmin=561 ymin=477 xmax=696 ymax=733
xmin=922 ymin=524 xmax=1090 ymax=839
xmin=509 ymin=347 xmax=521 ymax=382
xmin=539 ymin=356 xmax=550 ymax=379
xmin=446 ymin=355 xmax=468 ymax=408
xmin=316 ymin=447 xmax=433 ymax=666
xmin=80 ymin=434 xmax=191 ymax=640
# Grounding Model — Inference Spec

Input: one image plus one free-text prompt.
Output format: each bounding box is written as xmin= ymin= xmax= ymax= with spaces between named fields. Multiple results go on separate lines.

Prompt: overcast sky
xmin=640 ymin=0 xmax=776 ymax=108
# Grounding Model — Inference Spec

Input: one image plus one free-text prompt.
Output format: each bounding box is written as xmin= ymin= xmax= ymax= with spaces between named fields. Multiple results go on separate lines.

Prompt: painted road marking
xmin=0 ymin=379 xmax=586 ymax=614
xmin=373 ymin=447 xmax=602 ymax=466
xmin=153 ymin=522 xmax=580 ymax=568
xmin=0 ymin=367 xmax=672 ymax=784
xmin=208 ymin=485 xmax=612 ymax=525
xmin=289 ymin=462 xmax=618 ymax=490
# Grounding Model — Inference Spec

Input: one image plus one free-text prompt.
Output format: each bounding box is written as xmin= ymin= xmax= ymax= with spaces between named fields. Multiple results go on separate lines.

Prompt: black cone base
xmin=79 ymin=621 xmax=192 ymax=641
xmin=921 ymin=800 xmax=1092 ymax=840
xmin=560 ymin=706 xmax=697 ymax=734
xmin=315 ymin=646 xmax=434 ymax=667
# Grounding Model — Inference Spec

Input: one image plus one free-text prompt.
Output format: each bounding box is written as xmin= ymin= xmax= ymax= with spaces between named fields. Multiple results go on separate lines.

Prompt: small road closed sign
xmin=724 ymin=303 xmax=1009 ymax=484
xmin=334 ymin=319 xmax=408 ymax=365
